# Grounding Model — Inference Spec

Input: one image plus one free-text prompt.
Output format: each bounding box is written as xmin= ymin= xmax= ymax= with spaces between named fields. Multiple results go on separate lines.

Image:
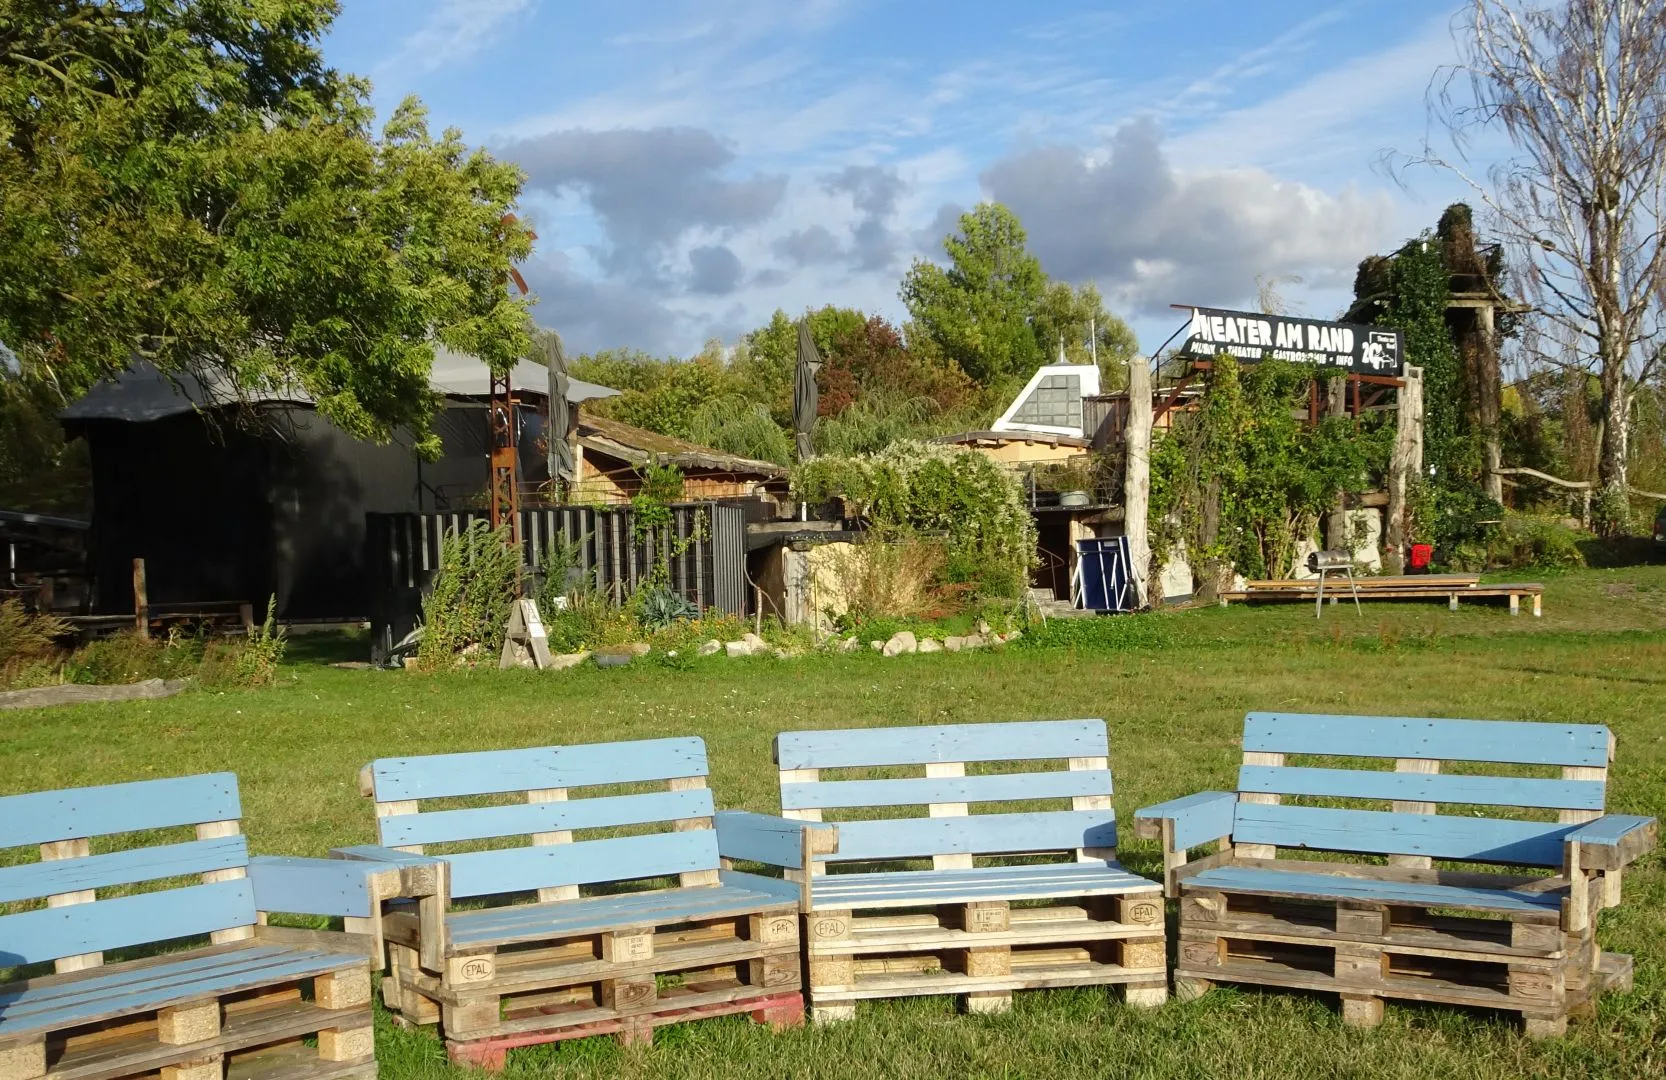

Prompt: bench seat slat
xmin=445 ymin=829 xmax=722 ymax=898
xmin=826 ymin=810 xmax=1116 ymax=863
xmin=1243 ymin=712 xmax=1609 ymax=767
xmin=775 ymin=720 xmax=1108 ymax=770
xmin=446 ymin=871 xmax=799 ymax=949
xmin=0 ymin=945 xmax=358 ymax=1038
xmin=0 ymin=880 xmax=256 ymax=966
xmin=0 ymin=774 xmax=241 ymax=848
xmin=369 ymin=737 xmax=708 ymax=802
xmin=0 ymin=837 xmax=248 ymax=905
xmin=781 ymin=770 xmax=1112 ymax=811
xmin=377 ymin=788 xmax=714 ymax=847
xmin=1237 ymin=765 xmax=1606 ymax=811
xmin=1232 ymin=803 xmax=1574 ymax=866
xmin=1183 ymin=866 xmax=1564 ymax=914
xmin=807 ymin=862 xmax=1158 ymax=910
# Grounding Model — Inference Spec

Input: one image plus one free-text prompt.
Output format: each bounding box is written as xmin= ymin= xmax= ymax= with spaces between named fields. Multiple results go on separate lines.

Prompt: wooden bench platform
xmin=339 ymin=738 xmax=809 ymax=1069
xmin=0 ymin=774 xmax=393 ymax=1080
xmin=1220 ymin=576 xmax=1544 ymax=616
xmin=757 ymin=720 xmax=1167 ymax=1022
xmin=1136 ymin=712 xmax=1656 ymax=1037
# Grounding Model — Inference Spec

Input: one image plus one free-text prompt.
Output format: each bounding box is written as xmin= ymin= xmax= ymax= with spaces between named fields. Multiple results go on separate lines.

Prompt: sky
xmin=323 ymin=0 xmax=1495 ymax=358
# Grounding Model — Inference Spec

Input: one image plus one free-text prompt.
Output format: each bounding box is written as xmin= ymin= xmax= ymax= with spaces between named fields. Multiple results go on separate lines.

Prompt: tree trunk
xmin=1598 ymin=366 xmax=1631 ymax=532
xmin=1196 ymin=475 xmax=1225 ymax=604
xmin=1123 ymin=356 xmax=1153 ymax=606
xmin=1385 ymin=365 xmax=1424 ymax=573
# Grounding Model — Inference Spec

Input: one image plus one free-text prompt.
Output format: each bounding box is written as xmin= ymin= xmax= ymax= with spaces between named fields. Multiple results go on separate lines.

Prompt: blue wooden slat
xmin=825 ymin=810 xmax=1116 ymax=863
xmin=1185 ymin=866 xmax=1563 ymax=914
xmin=0 ymin=774 xmax=241 ymax=848
xmin=1231 ymin=803 xmax=1575 ymax=866
xmin=0 ymin=837 xmax=247 ymax=905
xmin=1237 ymin=765 xmax=1606 ymax=810
xmin=781 ymin=770 xmax=1111 ymax=811
xmin=712 ymin=810 xmax=833 ymax=869
xmin=248 ymin=856 xmax=388 ymax=918
xmin=808 ymin=862 xmax=1157 ymax=910
xmin=774 ymin=720 xmax=1108 ymax=770
xmin=444 ymin=829 xmax=722 ymax=898
xmin=369 ymin=738 xmax=708 ymax=802
xmin=0 ymin=947 xmax=355 ymax=1037
xmin=1243 ymin=712 xmax=1610 ymax=767
xmin=0 ymin=880 xmax=256 ymax=965
xmin=1133 ymin=791 xmax=1238 ymax=850
xmin=378 ymin=788 xmax=714 ymax=847
xmin=1566 ymin=814 xmax=1656 ymax=846
xmin=447 ymin=871 xmax=800 ymax=947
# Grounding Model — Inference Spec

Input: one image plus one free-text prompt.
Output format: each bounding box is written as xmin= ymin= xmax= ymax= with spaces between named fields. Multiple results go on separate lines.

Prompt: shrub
xmin=416 ymin=521 xmax=521 ymax=670
xmin=0 ymin=599 xmax=68 ymax=678
xmin=822 ymin=536 xmax=947 ymax=621
xmin=65 ymin=629 xmax=201 ymax=685
xmin=636 ymin=588 xmax=699 ymax=632
xmin=1013 ymin=615 xmax=1170 ymax=652
xmin=222 ymin=597 xmax=286 ymax=686
xmin=1485 ymin=513 xmax=1586 ymax=571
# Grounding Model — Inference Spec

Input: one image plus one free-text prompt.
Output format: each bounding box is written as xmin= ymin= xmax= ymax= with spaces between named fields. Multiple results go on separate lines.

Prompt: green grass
xmin=6 ymin=564 xmax=1666 ymax=1078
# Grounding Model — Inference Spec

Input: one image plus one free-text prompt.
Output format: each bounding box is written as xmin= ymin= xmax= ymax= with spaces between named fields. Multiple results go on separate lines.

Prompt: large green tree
xmin=0 ymin=1 xmax=532 ymax=451
xmin=901 ymin=203 xmax=1137 ymax=388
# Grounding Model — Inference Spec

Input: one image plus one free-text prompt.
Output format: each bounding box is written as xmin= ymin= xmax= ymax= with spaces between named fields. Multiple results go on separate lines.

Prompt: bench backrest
xmin=362 ymin=737 xmax=720 ymax=902
xmin=1232 ymin=712 xmax=1613 ymax=867
xmin=774 ymin=720 xmax=1117 ymax=873
xmin=0 ymin=774 xmax=255 ymax=970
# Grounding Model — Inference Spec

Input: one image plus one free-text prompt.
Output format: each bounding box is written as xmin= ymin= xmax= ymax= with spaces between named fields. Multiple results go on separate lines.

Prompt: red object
xmin=1409 ymin=543 xmax=1433 ymax=570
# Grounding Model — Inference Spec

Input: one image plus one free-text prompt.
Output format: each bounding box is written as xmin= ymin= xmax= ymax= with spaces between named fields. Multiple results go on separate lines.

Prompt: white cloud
xmin=378 ymin=0 xmax=533 ymax=77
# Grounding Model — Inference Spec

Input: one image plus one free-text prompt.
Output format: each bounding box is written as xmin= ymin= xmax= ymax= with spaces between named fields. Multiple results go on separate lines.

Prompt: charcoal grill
xmin=1306 ymin=548 xmax=1361 ymax=617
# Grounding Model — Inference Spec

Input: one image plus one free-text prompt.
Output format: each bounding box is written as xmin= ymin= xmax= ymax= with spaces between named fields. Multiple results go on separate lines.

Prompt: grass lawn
xmin=5 ymin=561 xmax=1666 ymax=1078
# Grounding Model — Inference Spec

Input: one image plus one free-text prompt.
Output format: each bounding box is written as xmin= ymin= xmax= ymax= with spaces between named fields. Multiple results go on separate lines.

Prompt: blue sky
xmin=324 ymin=0 xmax=1491 ymax=356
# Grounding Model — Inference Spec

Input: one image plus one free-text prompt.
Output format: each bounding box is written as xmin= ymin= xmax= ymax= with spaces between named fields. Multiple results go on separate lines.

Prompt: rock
xmin=698 ymin=639 xmax=722 ymax=657
xmin=918 ymin=638 xmax=943 ymax=653
xmin=743 ymin=632 xmax=768 ymax=652
xmin=870 ymin=640 xmax=884 ymax=652
xmin=882 ymin=631 xmax=918 ymax=657
xmin=943 ymin=636 xmax=964 ymax=652
xmin=772 ymin=647 xmax=792 ymax=659
xmin=962 ymin=634 xmax=987 ymax=649
xmin=725 ymin=640 xmax=754 ymax=658
xmin=329 ymin=661 xmax=374 ymax=670
xmin=548 ymin=650 xmax=591 ymax=670
xmin=977 ymin=619 xmax=992 ymax=635
xmin=838 ymin=636 xmax=861 ymax=653
xmin=623 ymin=642 xmax=651 ymax=657
xmin=1003 ymin=629 xmax=1021 ymax=642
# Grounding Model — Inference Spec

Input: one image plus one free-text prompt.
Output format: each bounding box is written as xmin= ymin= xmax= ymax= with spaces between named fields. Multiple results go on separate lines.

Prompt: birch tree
xmin=1420 ymin=0 xmax=1666 ymax=531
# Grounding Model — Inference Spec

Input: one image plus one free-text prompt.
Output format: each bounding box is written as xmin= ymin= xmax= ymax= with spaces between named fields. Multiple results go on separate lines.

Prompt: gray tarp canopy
xmin=62 ymin=345 xmax=617 ymax=423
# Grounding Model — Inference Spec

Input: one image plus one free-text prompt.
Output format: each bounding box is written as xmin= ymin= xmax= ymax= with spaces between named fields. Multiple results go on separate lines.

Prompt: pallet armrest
xmin=1566 ymin=814 xmax=1657 ymax=871
xmin=714 ymin=810 xmax=838 ymax=869
xmin=249 ymin=855 xmax=404 ymax=919
xmin=1133 ymin=791 xmax=1237 ymax=852
xmin=331 ymin=844 xmax=447 ymax=896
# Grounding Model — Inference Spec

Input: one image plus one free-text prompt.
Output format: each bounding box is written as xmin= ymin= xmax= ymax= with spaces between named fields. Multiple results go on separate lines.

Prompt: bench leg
xmin=965 ymin=991 xmax=1012 ymax=1015
xmin=1123 ymin=982 xmax=1168 ymax=1008
xmin=751 ymin=997 xmax=805 ymax=1030
xmin=1510 ymin=593 xmax=1520 ymax=616
xmin=1174 ymin=976 xmax=1213 ymax=1002
xmin=1524 ymin=1016 xmax=1567 ymax=1040
xmin=1340 ymin=994 xmax=1383 ymax=1028
xmin=0 ymin=1038 xmax=45 ymax=1080
xmin=617 ymin=1022 xmax=653 ymax=1048
xmin=1534 ymin=594 xmax=1542 ymax=617
xmin=811 ymin=1004 xmax=856 ymax=1025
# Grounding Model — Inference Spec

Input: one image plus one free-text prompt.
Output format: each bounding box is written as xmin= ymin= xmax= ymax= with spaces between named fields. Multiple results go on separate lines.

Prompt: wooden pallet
xmin=805 ymin=895 xmax=1167 ymax=1021
xmin=0 ymin=959 xmax=375 ymax=1080
xmin=1219 ymin=578 xmax=1543 ymax=615
xmin=383 ymin=906 xmax=801 ymax=1065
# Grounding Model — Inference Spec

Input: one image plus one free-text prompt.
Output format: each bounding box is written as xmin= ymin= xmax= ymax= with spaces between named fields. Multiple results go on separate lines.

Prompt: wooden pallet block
xmin=806 ymin=894 xmax=1166 ymax=1019
xmin=0 ymin=964 xmax=375 ymax=1080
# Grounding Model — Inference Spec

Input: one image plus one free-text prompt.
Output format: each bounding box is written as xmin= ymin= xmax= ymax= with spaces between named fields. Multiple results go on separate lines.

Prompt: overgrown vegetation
xmin=415 ymin=521 xmax=519 ymax=670
xmin=794 ymin=441 xmax=1037 ymax=604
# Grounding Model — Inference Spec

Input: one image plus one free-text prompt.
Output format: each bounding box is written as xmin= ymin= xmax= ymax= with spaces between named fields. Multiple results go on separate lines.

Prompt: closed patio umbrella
xmin=544 ymin=330 xmax=574 ymax=485
xmin=793 ymin=319 xmax=821 ymax=462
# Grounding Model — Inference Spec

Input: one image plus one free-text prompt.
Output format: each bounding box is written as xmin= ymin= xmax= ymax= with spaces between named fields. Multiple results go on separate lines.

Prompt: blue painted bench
xmin=753 ymin=719 xmax=1166 ymax=1022
xmin=338 ymin=737 xmax=827 ymax=1067
xmin=0 ymin=773 xmax=393 ymax=1080
xmin=1134 ymin=712 xmax=1657 ymax=1037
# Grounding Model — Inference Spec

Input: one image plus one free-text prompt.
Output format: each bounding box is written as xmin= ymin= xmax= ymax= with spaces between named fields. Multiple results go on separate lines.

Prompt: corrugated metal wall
xmin=365 ymin=502 xmax=747 ymax=660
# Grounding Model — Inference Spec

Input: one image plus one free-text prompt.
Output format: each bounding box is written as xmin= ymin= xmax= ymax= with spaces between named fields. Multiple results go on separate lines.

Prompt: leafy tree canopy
xmin=0 ymin=0 xmax=533 ymax=450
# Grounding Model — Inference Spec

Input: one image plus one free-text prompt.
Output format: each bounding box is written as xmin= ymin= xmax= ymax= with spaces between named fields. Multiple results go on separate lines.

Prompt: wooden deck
xmin=1220 ymin=575 xmax=1544 ymax=616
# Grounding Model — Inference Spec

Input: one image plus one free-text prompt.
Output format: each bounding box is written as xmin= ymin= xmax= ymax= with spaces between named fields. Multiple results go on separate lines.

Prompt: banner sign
xmin=1178 ymin=306 xmax=1403 ymax=375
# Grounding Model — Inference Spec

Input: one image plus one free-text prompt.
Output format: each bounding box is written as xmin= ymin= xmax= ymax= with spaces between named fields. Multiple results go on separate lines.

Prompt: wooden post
xmin=1385 ymin=366 xmax=1424 ymax=575
xmin=132 ymin=558 xmax=148 ymax=638
xmin=1123 ymin=356 xmax=1153 ymax=606
xmin=1324 ymin=377 xmax=1349 ymax=555
xmin=1476 ymin=303 xmax=1504 ymax=505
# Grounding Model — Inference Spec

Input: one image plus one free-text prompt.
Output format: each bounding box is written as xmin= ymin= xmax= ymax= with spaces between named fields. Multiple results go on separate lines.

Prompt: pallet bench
xmin=1135 ymin=712 xmax=1656 ymax=1037
xmin=1220 ymin=577 xmax=1544 ymax=616
xmin=753 ymin=719 xmax=1167 ymax=1022
xmin=338 ymin=738 xmax=816 ymax=1069
xmin=0 ymin=774 xmax=392 ymax=1080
